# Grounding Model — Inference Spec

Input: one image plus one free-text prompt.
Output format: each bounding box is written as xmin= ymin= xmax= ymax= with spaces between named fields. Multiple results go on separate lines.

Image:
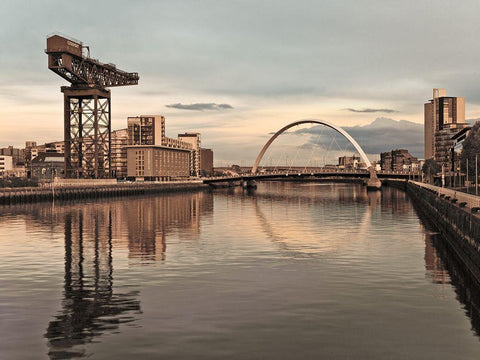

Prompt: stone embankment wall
xmin=405 ymin=181 xmax=480 ymax=282
xmin=0 ymin=182 xmax=209 ymax=205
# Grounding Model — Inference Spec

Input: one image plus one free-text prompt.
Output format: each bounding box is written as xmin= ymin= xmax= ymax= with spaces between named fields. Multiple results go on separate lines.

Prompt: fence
xmin=410 ymin=181 xmax=480 ymax=209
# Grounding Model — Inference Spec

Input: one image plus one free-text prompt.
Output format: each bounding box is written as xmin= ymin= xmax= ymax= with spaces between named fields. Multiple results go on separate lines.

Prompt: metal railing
xmin=410 ymin=181 xmax=480 ymax=209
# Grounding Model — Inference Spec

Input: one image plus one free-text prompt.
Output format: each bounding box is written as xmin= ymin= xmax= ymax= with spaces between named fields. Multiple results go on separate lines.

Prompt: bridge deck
xmin=203 ymin=170 xmax=419 ymax=183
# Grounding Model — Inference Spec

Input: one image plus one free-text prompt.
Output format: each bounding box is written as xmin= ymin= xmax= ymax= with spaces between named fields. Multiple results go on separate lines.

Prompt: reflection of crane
xmin=45 ymin=210 xmax=141 ymax=359
xmin=46 ymin=34 xmax=139 ymax=178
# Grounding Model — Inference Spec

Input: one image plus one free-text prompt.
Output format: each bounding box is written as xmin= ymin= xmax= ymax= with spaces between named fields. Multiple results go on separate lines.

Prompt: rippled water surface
xmin=1 ymin=182 xmax=480 ymax=359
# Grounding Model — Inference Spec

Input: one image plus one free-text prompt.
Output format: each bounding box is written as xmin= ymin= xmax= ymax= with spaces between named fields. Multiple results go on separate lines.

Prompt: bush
xmin=0 ymin=178 xmax=39 ymax=188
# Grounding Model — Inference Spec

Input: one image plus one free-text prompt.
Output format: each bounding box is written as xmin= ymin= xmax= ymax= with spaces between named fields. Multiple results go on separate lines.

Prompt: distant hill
xmin=343 ymin=117 xmax=424 ymax=158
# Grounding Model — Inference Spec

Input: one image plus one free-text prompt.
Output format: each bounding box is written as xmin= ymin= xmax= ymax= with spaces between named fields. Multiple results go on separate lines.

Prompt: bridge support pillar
xmin=242 ymin=180 xmax=257 ymax=189
xmin=366 ymin=167 xmax=382 ymax=190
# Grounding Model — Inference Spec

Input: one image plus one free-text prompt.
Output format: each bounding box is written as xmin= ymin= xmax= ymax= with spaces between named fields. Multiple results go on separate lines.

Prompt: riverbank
xmin=0 ymin=181 xmax=210 ymax=205
xmin=402 ymin=181 xmax=480 ymax=284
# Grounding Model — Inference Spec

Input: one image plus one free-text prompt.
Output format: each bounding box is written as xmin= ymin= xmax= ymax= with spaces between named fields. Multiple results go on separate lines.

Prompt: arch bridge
xmin=205 ymin=120 xmax=405 ymax=189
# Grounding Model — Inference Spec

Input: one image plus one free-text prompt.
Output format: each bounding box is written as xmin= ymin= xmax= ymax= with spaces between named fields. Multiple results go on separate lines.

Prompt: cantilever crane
xmin=46 ymin=34 xmax=139 ymax=179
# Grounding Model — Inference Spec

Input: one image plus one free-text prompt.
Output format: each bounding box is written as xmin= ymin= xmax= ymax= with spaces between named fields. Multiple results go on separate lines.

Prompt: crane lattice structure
xmin=46 ymin=34 xmax=139 ymax=178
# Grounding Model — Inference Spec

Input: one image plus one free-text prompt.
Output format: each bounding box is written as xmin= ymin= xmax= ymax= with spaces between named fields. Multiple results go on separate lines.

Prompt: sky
xmin=1 ymin=0 xmax=480 ymax=165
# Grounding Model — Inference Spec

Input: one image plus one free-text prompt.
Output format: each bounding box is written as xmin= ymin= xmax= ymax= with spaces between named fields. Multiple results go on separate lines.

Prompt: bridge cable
xmin=303 ymin=125 xmax=325 ymax=173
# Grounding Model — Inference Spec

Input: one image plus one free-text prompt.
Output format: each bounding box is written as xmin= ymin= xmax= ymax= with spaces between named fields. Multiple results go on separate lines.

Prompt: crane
xmin=46 ymin=33 xmax=139 ymax=179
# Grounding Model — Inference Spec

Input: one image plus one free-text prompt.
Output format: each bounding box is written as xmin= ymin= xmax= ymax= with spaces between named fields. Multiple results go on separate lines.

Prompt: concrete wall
xmin=406 ymin=182 xmax=480 ymax=282
xmin=0 ymin=181 xmax=209 ymax=204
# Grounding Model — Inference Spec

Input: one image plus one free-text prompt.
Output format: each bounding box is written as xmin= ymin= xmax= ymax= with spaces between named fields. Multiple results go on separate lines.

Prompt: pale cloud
xmin=166 ymin=103 xmax=233 ymax=111
xmin=344 ymin=108 xmax=397 ymax=114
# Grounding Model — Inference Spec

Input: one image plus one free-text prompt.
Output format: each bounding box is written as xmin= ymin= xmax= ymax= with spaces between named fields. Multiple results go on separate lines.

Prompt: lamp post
xmin=476 ymin=155 xmax=478 ymax=196
xmin=441 ymin=163 xmax=445 ymax=188
xmin=467 ymin=158 xmax=469 ymax=192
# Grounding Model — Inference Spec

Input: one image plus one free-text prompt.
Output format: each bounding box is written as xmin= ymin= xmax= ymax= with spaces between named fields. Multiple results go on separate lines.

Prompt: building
xmin=29 ymin=152 xmax=65 ymax=180
xmin=338 ymin=155 xmax=361 ymax=169
xmin=199 ymin=148 xmax=214 ymax=176
xmin=0 ymin=155 xmax=13 ymax=177
xmin=0 ymin=146 xmax=24 ymax=166
xmin=111 ymin=128 xmax=128 ymax=178
xmin=424 ymin=88 xmax=467 ymax=164
xmin=178 ymin=133 xmax=201 ymax=177
xmin=27 ymin=141 xmax=64 ymax=163
xmin=125 ymin=115 xmax=208 ymax=180
xmin=380 ymin=152 xmax=392 ymax=171
xmin=451 ymin=126 xmax=472 ymax=172
xmin=24 ymin=141 xmax=37 ymax=164
xmin=30 ymin=145 xmax=45 ymax=161
xmin=127 ymin=115 xmax=165 ymax=146
xmin=45 ymin=141 xmax=65 ymax=154
xmin=126 ymin=145 xmax=190 ymax=181
xmin=380 ymin=149 xmax=418 ymax=171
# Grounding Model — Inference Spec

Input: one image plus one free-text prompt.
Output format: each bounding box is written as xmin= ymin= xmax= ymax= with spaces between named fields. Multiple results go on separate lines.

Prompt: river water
xmin=0 ymin=182 xmax=479 ymax=359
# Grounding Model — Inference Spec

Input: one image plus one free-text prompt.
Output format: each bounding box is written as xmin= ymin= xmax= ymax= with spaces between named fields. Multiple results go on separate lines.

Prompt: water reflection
xmin=244 ymin=182 xmax=480 ymax=339
xmin=125 ymin=194 xmax=209 ymax=262
xmin=424 ymin=228 xmax=480 ymax=337
xmin=45 ymin=209 xmax=141 ymax=359
xmin=1 ymin=184 xmax=480 ymax=358
xmin=248 ymin=186 xmax=378 ymax=256
xmin=23 ymin=192 xmax=212 ymax=358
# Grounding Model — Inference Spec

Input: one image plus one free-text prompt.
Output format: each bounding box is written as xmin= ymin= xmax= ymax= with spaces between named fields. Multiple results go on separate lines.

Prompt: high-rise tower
xmin=424 ymin=88 xmax=466 ymax=164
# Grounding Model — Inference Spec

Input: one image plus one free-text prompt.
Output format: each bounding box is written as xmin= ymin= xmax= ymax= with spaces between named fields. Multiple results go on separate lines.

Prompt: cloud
xmin=292 ymin=117 xmax=424 ymax=158
xmin=343 ymin=108 xmax=397 ymax=113
xmin=165 ymin=103 xmax=233 ymax=111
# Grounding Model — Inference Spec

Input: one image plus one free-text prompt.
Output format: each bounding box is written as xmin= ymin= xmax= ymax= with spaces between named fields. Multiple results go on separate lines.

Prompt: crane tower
xmin=46 ymin=34 xmax=139 ymax=178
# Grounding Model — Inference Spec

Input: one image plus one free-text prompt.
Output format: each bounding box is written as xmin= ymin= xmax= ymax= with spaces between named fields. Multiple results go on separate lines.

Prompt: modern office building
xmin=178 ymin=133 xmax=201 ymax=177
xmin=424 ymin=88 xmax=467 ymax=164
xmin=111 ymin=128 xmax=128 ymax=178
xmin=124 ymin=115 xmax=208 ymax=180
xmin=127 ymin=115 xmax=165 ymax=146
xmin=126 ymin=145 xmax=191 ymax=180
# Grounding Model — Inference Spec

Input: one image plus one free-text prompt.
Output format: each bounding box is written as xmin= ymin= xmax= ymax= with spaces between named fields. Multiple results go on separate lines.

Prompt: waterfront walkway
xmin=410 ymin=181 xmax=480 ymax=210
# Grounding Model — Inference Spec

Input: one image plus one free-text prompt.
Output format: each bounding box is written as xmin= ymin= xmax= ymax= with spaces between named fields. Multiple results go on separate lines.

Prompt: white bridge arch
xmin=251 ymin=120 xmax=372 ymax=174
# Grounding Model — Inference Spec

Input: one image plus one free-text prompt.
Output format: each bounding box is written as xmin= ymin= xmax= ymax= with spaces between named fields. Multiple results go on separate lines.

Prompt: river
xmin=0 ymin=182 xmax=479 ymax=359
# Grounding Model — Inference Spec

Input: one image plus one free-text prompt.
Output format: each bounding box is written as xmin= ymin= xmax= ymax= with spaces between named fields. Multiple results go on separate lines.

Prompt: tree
xmin=460 ymin=122 xmax=480 ymax=178
xmin=422 ymin=159 xmax=440 ymax=183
